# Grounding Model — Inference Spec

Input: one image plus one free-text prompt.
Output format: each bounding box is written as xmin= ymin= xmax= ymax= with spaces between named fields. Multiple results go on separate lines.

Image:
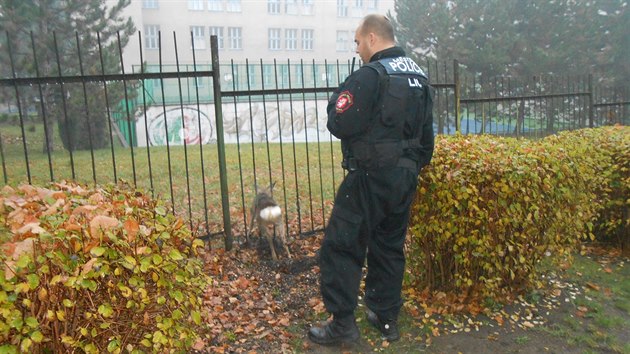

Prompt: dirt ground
xmin=198 ymin=233 xmax=630 ymax=354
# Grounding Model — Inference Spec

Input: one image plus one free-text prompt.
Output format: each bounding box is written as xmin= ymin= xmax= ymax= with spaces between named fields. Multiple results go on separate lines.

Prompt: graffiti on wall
xmin=135 ymin=99 xmax=336 ymax=147
xmin=144 ymin=107 xmax=213 ymax=146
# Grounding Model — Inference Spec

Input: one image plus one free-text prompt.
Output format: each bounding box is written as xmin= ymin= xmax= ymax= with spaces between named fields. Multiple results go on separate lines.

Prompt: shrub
xmin=0 ymin=182 xmax=210 ymax=353
xmin=557 ymin=127 xmax=629 ymax=251
xmin=406 ymin=126 xmax=628 ymax=302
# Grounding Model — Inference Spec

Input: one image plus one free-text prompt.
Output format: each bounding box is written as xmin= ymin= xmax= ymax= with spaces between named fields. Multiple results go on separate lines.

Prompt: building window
xmin=188 ymin=0 xmax=204 ymax=10
xmin=285 ymin=0 xmax=298 ymax=14
xmin=337 ymin=0 xmax=348 ymax=17
xmin=209 ymin=26 xmax=224 ymax=49
xmin=227 ymin=0 xmax=241 ymax=12
xmin=247 ymin=65 xmax=257 ymax=88
xmin=143 ymin=0 xmax=158 ymax=9
xmin=194 ymin=77 xmax=204 ymax=88
xmin=278 ymin=65 xmax=290 ymax=88
xmin=285 ymin=29 xmax=297 ymax=50
xmin=268 ymin=0 xmax=281 ymax=14
xmin=367 ymin=0 xmax=378 ymax=10
xmin=302 ymin=0 xmax=314 ymax=15
xmin=301 ymin=29 xmax=314 ymax=50
xmin=352 ymin=0 xmax=363 ymax=17
xmin=336 ymin=30 xmax=349 ymax=51
xmin=268 ymin=28 xmax=281 ymax=50
xmin=263 ymin=65 xmax=274 ymax=87
xmin=208 ymin=0 xmax=222 ymax=11
xmin=190 ymin=26 xmax=206 ymax=50
xmin=294 ymin=64 xmax=305 ymax=86
xmin=144 ymin=25 xmax=160 ymax=50
xmin=228 ymin=27 xmax=242 ymax=49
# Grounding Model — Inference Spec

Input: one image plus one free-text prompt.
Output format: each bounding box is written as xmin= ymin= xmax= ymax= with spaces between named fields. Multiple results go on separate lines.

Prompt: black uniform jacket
xmin=326 ymin=46 xmax=434 ymax=169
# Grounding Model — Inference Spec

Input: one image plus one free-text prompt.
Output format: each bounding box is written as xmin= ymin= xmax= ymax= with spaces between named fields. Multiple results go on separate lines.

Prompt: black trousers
xmin=319 ymin=166 xmax=418 ymax=320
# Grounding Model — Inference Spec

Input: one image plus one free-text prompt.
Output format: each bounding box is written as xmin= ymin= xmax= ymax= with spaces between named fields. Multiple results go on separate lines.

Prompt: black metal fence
xmin=1 ymin=33 xmax=628 ymax=249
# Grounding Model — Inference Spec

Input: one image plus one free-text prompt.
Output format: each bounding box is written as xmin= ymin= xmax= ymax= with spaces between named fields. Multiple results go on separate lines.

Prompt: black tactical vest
xmin=348 ymin=56 xmax=431 ymax=170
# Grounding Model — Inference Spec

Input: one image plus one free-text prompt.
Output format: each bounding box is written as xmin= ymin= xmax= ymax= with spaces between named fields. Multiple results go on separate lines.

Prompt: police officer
xmin=308 ymin=14 xmax=434 ymax=346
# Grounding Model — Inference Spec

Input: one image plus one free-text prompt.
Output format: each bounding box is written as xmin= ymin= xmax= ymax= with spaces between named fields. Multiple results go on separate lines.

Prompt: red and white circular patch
xmin=335 ymin=90 xmax=354 ymax=114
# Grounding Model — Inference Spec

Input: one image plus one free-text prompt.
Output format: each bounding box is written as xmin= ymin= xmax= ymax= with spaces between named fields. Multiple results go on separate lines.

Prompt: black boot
xmin=308 ymin=314 xmax=360 ymax=346
xmin=366 ymin=308 xmax=399 ymax=342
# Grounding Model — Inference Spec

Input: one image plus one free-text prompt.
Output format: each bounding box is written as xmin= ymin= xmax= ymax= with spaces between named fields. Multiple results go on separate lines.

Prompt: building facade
xmin=121 ymin=0 xmax=395 ymax=68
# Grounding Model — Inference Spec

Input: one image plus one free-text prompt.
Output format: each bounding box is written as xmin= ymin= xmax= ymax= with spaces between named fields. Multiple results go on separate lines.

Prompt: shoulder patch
xmin=335 ymin=90 xmax=354 ymax=114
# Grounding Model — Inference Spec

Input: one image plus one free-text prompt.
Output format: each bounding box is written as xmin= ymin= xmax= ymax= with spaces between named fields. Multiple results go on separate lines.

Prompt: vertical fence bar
xmin=231 ymin=60 xmax=248 ymax=237
xmin=286 ymin=59 xmax=302 ymax=235
xmin=53 ymin=32 xmax=76 ymax=180
xmin=0 ymin=129 xmax=6 ymax=183
xmin=210 ymin=35 xmax=233 ymax=250
xmin=324 ymin=59 xmax=338 ymax=194
xmin=157 ymin=31 xmax=176 ymax=211
xmin=312 ymin=59 xmax=326 ymax=229
xmin=29 ymin=32 xmax=54 ymax=181
xmin=138 ymin=32 xmax=155 ymax=195
xmin=299 ymin=59 xmax=314 ymax=231
xmin=259 ymin=59 xmax=273 ymax=193
xmin=173 ymin=32 xmax=194 ymax=229
xmin=246 ymin=59 xmax=258 ymax=189
xmin=191 ymin=32 xmax=209 ymax=234
xmin=588 ymin=74 xmax=594 ymax=128
xmin=272 ymin=59 xmax=290 ymax=235
xmin=75 ymin=32 xmax=98 ymax=185
xmin=6 ymin=32 xmax=32 ymax=184
xmin=453 ymin=59 xmax=460 ymax=133
xmin=116 ymin=31 xmax=137 ymax=186
xmin=96 ymin=32 xmax=118 ymax=183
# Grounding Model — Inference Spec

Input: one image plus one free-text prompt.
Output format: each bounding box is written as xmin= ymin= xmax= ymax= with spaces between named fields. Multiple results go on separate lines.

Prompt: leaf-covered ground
xmin=194 ymin=236 xmax=630 ymax=353
xmin=193 ymin=235 xmax=323 ymax=353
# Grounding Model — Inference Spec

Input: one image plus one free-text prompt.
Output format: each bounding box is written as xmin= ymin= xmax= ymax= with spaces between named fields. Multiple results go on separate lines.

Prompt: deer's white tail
xmin=259 ymin=206 xmax=282 ymax=221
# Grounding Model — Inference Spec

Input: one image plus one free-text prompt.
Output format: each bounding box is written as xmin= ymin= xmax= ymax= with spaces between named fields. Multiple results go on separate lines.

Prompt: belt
xmin=342 ymin=157 xmax=417 ymax=172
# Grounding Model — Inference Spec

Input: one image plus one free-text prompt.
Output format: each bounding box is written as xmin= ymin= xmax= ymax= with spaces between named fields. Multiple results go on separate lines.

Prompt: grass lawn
xmin=0 ymin=122 xmax=345 ymax=237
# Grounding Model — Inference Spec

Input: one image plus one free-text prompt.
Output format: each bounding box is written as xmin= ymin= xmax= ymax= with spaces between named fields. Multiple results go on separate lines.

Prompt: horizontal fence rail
xmin=1 ymin=33 xmax=628 ymax=250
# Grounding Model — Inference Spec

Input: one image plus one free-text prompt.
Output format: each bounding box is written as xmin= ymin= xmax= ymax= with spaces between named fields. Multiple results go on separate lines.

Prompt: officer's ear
xmin=367 ymin=32 xmax=377 ymax=46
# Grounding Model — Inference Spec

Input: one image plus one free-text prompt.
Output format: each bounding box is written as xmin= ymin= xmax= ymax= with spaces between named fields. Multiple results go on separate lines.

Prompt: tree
xmin=0 ymin=0 xmax=135 ymax=152
xmin=391 ymin=0 xmax=629 ymax=84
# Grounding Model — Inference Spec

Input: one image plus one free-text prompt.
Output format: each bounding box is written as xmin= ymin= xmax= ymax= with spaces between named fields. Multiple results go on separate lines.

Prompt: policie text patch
xmin=378 ymin=56 xmax=427 ymax=78
xmin=335 ymin=90 xmax=354 ymax=113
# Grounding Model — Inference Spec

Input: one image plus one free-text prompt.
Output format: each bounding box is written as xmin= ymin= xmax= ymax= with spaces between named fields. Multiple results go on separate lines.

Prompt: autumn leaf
xmin=16 ymin=222 xmax=46 ymax=235
xmin=586 ymin=282 xmax=601 ymax=291
xmin=82 ymin=258 xmax=98 ymax=275
xmin=123 ymin=218 xmax=140 ymax=242
xmin=89 ymin=215 xmax=120 ymax=239
xmin=11 ymin=238 xmax=35 ymax=260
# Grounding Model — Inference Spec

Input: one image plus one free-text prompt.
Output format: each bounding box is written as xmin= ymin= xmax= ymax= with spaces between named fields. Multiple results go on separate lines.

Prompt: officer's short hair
xmin=359 ymin=14 xmax=395 ymax=42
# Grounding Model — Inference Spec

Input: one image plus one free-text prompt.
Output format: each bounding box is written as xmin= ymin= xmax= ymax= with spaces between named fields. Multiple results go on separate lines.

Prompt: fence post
xmin=210 ymin=35 xmax=233 ymax=250
xmin=453 ymin=59 xmax=460 ymax=133
xmin=588 ymin=74 xmax=594 ymax=128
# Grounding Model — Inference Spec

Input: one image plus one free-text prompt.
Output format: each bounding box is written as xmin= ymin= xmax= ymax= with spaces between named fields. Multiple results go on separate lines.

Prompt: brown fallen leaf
xmin=16 ymin=222 xmax=46 ymax=235
xmin=123 ymin=217 xmax=140 ymax=242
xmin=192 ymin=339 xmax=206 ymax=351
xmin=585 ymin=282 xmax=600 ymax=291
xmin=89 ymin=215 xmax=120 ymax=239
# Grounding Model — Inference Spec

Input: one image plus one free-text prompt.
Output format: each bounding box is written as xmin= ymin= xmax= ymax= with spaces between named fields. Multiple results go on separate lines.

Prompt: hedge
xmin=0 ymin=182 xmax=210 ymax=353
xmin=406 ymin=126 xmax=629 ymax=301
